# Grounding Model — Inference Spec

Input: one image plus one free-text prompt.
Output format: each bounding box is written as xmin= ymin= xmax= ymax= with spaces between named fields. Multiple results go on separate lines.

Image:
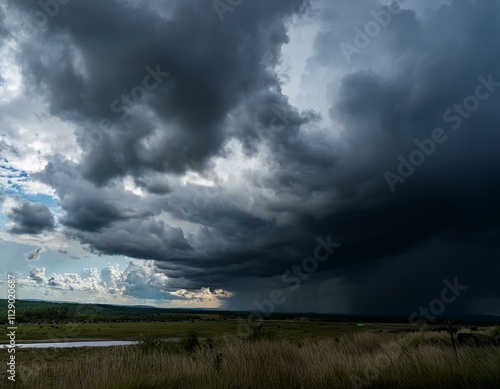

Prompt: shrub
xmin=205 ymin=337 xmax=214 ymax=350
xmin=248 ymin=323 xmax=276 ymax=342
xmin=139 ymin=334 xmax=162 ymax=351
xmin=181 ymin=331 xmax=199 ymax=352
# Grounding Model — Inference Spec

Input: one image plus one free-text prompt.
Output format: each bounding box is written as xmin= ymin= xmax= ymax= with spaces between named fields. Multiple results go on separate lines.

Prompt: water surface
xmin=0 ymin=340 xmax=139 ymax=349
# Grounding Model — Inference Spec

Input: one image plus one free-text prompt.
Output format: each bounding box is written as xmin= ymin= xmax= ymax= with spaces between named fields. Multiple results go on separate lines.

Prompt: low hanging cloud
xmin=23 ymin=245 xmax=46 ymax=260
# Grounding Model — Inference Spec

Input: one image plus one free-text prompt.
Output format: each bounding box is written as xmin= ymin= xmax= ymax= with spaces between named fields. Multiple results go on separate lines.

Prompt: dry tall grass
xmin=9 ymin=330 xmax=500 ymax=389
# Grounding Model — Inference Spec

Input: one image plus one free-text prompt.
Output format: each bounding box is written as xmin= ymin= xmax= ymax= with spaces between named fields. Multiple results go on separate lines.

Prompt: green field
xmin=3 ymin=320 xmax=378 ymax=342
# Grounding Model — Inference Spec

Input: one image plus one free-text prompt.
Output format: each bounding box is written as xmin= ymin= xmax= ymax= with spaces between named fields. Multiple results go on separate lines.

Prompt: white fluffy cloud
xmin=20 ymin=261 xmax=233 ymax=307
xmin=28 ymin=266 xmax=48 ymax=284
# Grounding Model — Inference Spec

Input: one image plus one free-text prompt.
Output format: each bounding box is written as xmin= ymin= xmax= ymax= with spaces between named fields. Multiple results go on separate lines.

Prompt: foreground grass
xmin=2 ymin=331 xmax=500 ymax=388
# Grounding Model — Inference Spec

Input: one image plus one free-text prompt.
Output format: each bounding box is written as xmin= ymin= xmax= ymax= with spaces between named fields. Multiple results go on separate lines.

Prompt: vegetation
xmin=2 ymin=320 xmax=382 ymax=342
xmin=1 ymin=330 xmax=499 ymax=388
xmin=1 ymin=300 xmax=499 ymax=387
xmin=5 ymin=299 xmax=498 ymax=325
xmin=0 ymin=299 xmax=220 ymax=323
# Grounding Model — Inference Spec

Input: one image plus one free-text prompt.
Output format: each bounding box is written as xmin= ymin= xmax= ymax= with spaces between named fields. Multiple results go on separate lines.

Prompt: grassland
xmin=2 ymin=329 xmax=500 ymax=388
xmin=2 ymin=301 xmax=499 ymax=388
xmin=4 ymin=320 xmax=378 ymax=342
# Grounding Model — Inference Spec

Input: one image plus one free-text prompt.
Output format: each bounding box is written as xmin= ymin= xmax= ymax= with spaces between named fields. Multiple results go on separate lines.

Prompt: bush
xmin=248 ymin=323 xmax=276 ymax=342
xmin=181 ymin=331 xmax=199 ymax=352
xmin=139 ymin=334 xmax=162 ymax=351
xmin=205 ymin=337 xmax=214 ymax=350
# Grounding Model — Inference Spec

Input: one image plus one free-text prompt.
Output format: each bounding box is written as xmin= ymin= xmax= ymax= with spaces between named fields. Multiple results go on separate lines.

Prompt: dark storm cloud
xmin=7 ymin=0 xmax=500 ymax=314
xmin=76 ymin=218 xmax=193 ymax=260
xmin=8 ymin=201 xmax=55 ymax=234
xmin=11 ymin=0 xmax=317 ymax=269
xmin=34 ymin=156 xmax=148 ymax=232
xmin=0 ymin=6 xmax=8 ymax=40
xmin=8 ymin=0 xmax=309 ymax=185
xmin=210 ymin=0 xmax=500 ymax=311
xmin=34 ymin=155 xmax=192 ymax=260
xmin=223 ymin=0 xmax=500 ymax=312
xmin=306 ymin=0 xmax=500 ymax=262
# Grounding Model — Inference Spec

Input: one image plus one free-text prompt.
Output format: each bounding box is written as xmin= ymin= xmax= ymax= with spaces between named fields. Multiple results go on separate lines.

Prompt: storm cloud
xmin=8 ymin=201 xmax=55 ymax=235
xmin=1 ymin=0 xmax=499 ymax=314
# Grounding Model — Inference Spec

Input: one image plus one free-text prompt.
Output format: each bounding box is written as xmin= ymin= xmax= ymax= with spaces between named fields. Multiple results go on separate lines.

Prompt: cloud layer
xmin=23 ymin=261 xmax=233 ymax=306
xmin=1 ymin=0 xmax=499 ymax=314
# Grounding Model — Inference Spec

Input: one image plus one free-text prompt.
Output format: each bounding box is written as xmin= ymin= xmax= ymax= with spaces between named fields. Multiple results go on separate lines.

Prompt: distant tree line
xmin=0 ymin=300 xmax=207 ymax=323
xmin=2 ymin=300 xmax=498 ymax=325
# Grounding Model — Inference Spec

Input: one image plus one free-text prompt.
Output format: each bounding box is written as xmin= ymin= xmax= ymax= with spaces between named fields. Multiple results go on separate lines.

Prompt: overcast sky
xmin=0 ymin=0 xmax=499 ymax=316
